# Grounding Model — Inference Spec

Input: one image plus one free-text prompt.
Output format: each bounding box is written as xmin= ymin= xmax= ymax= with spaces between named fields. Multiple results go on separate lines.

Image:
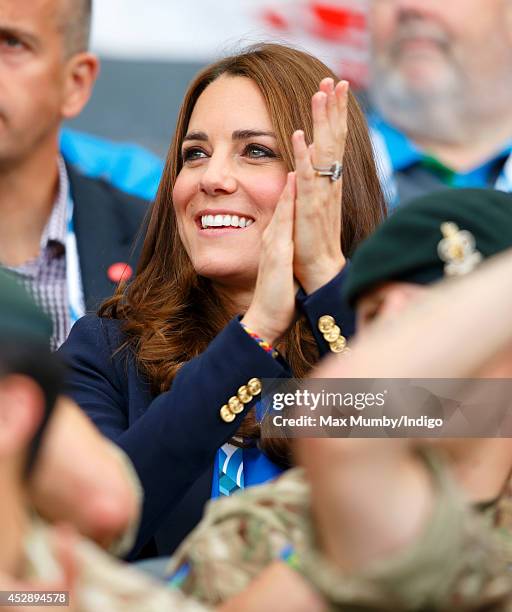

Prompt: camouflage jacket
xmin=167 ymin=451 xmax=512 ymax=611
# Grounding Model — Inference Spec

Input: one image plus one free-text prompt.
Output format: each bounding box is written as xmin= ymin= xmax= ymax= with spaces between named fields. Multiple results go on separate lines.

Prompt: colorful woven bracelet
xmin=166 ymin=562 xmax=191 ymax=590
xmin=279 ymin=544 xmax=301 ymax=571
xmin=240 ymin=323 xmax=278 ymax=358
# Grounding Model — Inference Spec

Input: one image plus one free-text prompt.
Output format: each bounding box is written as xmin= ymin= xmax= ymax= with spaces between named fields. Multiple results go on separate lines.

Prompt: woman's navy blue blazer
xmin=58 ymin=268 xmax=354 ymax=557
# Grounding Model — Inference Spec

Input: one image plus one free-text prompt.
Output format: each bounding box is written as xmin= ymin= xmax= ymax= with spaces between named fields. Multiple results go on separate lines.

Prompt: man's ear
xmin=0 ymin=375 xmax=44 ymax=460
xmin=61 ymin=52 xmax=100 ymax=120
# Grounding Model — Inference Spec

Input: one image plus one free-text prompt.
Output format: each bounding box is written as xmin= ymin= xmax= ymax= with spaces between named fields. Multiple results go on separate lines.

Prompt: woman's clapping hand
xmin=244 ymin=80 xmax=349 ymax=344
xmin=242 ymin=172 xmax=297 ymax=346
xmin=292 ymin=79 xmax=348 ymax=294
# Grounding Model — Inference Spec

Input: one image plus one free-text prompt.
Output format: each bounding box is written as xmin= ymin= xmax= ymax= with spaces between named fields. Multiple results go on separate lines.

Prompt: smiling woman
xmin=59 ymin=43 xmax=385 ymax=557
xmin=172 ymin=75 xmax=288 ymax=286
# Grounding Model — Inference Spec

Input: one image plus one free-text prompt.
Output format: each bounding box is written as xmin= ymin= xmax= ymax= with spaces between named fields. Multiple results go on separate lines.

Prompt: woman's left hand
xmin=292 ymin=79 xmax=348 ymax=294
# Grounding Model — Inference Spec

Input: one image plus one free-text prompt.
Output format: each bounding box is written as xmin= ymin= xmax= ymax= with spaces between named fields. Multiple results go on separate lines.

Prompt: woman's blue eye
xmin=182 ymin=148 xmax=207 ymax=162
xmin=182 ymin=144 xmax=277 ymax=162
xmin=244 ymin=144 xmax=276 ymax=159
xmin=1 ymin=36 xmax=24 ymax=51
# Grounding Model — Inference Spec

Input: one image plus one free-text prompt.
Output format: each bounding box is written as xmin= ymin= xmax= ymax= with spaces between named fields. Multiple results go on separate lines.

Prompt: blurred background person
xmin=368 ymin=0 xmax=512 ymax=206
xmin=0 ymin=0 xmax=151 ymax=350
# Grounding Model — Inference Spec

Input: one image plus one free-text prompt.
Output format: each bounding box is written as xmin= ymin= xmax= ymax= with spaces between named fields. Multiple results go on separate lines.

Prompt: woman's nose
xmin=199 ymin=153 xmax=237 ymax=196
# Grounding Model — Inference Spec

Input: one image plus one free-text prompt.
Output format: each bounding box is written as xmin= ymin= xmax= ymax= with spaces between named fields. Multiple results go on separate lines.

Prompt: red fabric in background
xmin=260 ymin=1 xmax=369 ymax=88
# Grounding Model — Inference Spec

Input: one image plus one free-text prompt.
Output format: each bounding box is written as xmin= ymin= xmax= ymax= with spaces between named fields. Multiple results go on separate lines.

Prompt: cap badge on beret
xmin=437 ymin=222 xmax=482 ymax=277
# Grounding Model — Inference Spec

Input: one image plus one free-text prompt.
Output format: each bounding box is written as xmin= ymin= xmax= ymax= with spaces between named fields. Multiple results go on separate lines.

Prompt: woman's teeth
xmin=201 ymin=214 xmax=254 ymax=229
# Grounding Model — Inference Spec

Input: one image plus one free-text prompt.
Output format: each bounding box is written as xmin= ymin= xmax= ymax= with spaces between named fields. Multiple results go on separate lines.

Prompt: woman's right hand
xmin=242 ymin=172 xmax=296 ymax=346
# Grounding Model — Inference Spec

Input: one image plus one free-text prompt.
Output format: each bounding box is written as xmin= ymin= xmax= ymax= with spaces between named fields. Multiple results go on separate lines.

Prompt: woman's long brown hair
xmin=100 ymin=43 xmax=386 ymax=466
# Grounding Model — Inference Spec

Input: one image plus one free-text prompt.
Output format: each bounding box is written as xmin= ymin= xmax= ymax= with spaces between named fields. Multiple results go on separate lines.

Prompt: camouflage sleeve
xmin=300 ymin=450 xmax=512 ymax=611
xmin=165 ymin=453 xmax=512 ymax=611
xmin=75 ymin=536 xmax=211 ymax=612
xmin=165 ymin=470 xmax=311 ymax=606
xmin=25 ymin=520 xmax=210 ymax=612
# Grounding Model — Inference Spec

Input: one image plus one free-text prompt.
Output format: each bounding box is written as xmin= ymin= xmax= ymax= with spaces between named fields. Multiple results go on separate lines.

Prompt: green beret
xmin=0 ymin=269 xmax=52 ymax=344
xmin=344 ymin=189 xmax=512 ymax=306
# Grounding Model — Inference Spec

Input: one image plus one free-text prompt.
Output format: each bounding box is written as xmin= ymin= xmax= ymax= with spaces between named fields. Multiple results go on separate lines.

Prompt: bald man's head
xmin=59 ymin=0 xmax=92 ymax=56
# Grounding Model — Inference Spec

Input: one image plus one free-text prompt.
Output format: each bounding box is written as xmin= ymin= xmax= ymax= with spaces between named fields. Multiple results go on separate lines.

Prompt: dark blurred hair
xmin=0 ymin=339 xmax=64 ymax=477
